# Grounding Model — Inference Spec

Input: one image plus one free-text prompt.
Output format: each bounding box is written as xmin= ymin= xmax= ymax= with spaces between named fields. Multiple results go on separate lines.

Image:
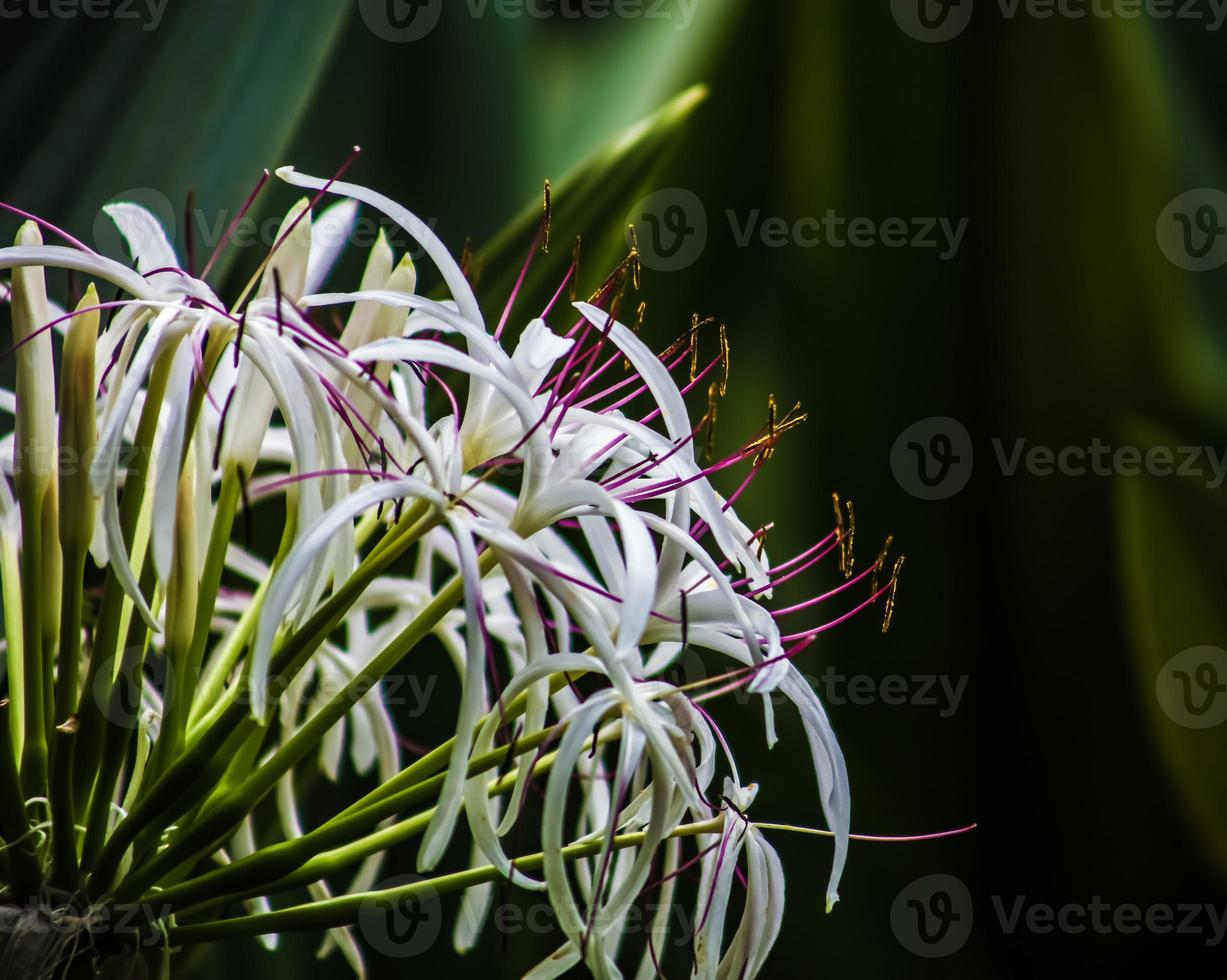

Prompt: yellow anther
xmin=542 ymin=179 xmax=553 ymax=253
xmin=718 ymin=323 xmax=730 ymax=396
xmin=832 ymin=493 xmax=855 ymax=579
xmin=705 ymin=381 xmax=720 ymax=461
xmin=882 ymin=556 xmax=906 ymax=634
xmin=871 ymin=535 xmax=895 ymax=596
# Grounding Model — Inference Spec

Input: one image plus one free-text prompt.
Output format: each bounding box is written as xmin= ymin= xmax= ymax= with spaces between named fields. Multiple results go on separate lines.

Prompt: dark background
xmin=2 ymin=0 xmax=1226 ymax=975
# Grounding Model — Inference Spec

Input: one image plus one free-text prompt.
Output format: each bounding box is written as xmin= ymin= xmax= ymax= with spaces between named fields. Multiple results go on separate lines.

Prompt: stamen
xmin=753 ymin=822 xmax=978 ymax=844
xmin=833 ymin=492 xmax=855 ymax=580
xmin=705 ymin=380 xmax=720 ymax=462
xmin=460 ymin=237 xmax=478 ymax=282
xmin=587 ymin=241 xmax=639 ymax=309
xmin=273 ymin=270 xmax=286 ymax=336
xmin=871 ymin=536 xmax=894 ymax=596
xmin=680 ymin=588 xmax=690 ymax=649
xmin=770 ymin=560 xmax=881 ymax=618
xmin=183 ymin=188 xmax=197 ymax=277
xmin=746 ymin=396 xmax=807 ymax=465
xmin=212 ymin=386 xmax=237 ymax=471
xmin=689 ymin=315 xmax=702 ymax=381
xmin=233 ymin=306 xmax=248 ymax=368
xmin=541 ymin=179 xmax=552 ymax=254
xmin=248 ymin=468 xmax=385 ymax=501
xmin=718 ymin=323 xmax=730 ymax=396
xmin=232 ymin=147 xmax=361 ymax=310
xmin=779 ymin=579 xmax=895 ymax=644
xmin=0 ymin=202 xmax=96 ymax=254
xmin=200 ymin=169 xmax=270 ymax=281
xmin=569 ymin=235 xmax=582 ymax=304
xmin=622 ymin=300 xmax=646 ymax=372
xmin=743 ymin=531 xmax=841 ymax=596
xmin=881 ymin=556 xmax=905 ymax=634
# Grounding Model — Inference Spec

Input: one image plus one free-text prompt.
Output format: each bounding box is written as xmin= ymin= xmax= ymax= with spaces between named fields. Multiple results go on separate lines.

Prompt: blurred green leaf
xmin=471 ymin=84 xmax=708 ymax=315
xmin=1118 ymin=420 xmax=1227 ymax=882
xmin=495 ymin=0 xmax=741 ymax=186
xmin=5 ymin=0 xmax=352 ymax=279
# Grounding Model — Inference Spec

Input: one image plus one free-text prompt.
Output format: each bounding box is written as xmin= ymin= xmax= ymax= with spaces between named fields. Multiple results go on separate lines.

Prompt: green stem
xmin=0 ymin=699 xmax=42 ymax=897
xmin=188 ymin=719 xmax=621 ymax=922
xmin=150 ymin=703 xmax=609 ymax=913
xmin=49 ymin=547 xmax=85 ymax=889
xmin=146 ymin=467 xmax=241 ymax=786
xmin=166 ymin=817 xmax=724 ymax=945
xmin=105 ymin=545 xmax=488 ymax=902
xmin=80 ymin=608 xmax=154 ymax=871
xmin=0 ymin=533 xmax=24 ymax=756
xmin=73 ymin=344 xmax=173 ymax=805
xmin=17 ymin=503 xmax=46 ymax=800
xmin=85 ymin=502 xmax=435 ymax=896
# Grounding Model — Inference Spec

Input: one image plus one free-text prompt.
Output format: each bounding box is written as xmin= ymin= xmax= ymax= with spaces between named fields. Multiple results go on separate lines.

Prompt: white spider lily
xmin=0 ymin=166 xmax=907 ymax=979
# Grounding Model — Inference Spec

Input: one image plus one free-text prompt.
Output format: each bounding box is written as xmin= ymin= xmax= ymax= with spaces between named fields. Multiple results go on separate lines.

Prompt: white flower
xmin=0 ymin=166 xmax=907 ymax=978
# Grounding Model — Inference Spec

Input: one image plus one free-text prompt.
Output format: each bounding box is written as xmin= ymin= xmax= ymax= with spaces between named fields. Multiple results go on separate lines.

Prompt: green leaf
xmin=4 ymin=0 xmax=353 ymax=280
xmin=470 ymin=84 xmax=708 ymax=318
xmin=1117 ymin=419 xmax=1227 ymax=882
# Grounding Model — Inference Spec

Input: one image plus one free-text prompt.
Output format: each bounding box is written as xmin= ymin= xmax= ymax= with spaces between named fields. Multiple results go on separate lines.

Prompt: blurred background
xmin=2 ymin=0 xmax=1226 ymax=975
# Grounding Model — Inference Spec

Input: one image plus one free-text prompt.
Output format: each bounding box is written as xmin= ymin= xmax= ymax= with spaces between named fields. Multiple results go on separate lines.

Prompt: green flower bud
xmin=58 ymin=284 xmax=99 ymax=557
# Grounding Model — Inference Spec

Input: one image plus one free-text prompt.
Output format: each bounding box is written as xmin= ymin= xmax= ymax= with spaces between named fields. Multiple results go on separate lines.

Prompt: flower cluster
xmin=0 ymin=164 xmax=902 ymax=978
